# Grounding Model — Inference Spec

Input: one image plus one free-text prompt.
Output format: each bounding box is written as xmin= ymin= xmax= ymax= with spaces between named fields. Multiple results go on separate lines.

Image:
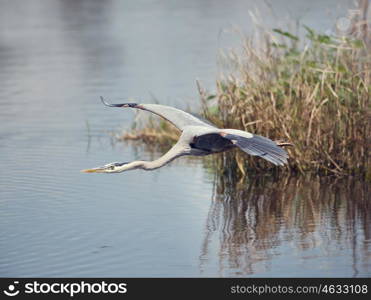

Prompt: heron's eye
xmin=109 ymin=165 xmax=115 ymax=170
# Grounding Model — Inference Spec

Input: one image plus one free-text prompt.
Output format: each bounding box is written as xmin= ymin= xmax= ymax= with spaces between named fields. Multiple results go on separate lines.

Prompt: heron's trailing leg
xmin=275 ymin=141 xmax=293 ymax=147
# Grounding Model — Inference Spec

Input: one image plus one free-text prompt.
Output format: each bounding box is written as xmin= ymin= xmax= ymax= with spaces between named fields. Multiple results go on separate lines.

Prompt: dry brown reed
xmin=119 ymin=2 xmax=370 ymax=178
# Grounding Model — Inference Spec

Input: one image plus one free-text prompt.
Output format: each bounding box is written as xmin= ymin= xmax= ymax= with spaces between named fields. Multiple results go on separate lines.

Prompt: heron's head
xmin=81 ymin=162 xmax=131 ymax=174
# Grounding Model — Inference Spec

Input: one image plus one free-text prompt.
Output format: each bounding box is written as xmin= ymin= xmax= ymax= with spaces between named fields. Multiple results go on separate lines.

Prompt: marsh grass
xmin=119 ymin=3 xmax=370 ymax=178
xmin=117 ymin=118 xmax=180 ymax=151
xmin=202 ymin=26 xmax=369 ymax=177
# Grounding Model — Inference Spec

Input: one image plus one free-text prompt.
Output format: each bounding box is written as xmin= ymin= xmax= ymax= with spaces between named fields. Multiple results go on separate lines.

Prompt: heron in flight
xmin=82 ymin=97 xmax=290 ymax=173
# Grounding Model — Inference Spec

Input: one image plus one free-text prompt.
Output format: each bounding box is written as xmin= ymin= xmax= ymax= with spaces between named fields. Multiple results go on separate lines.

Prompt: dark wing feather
xmin=222 ymin=132 xmax=288 ymax=166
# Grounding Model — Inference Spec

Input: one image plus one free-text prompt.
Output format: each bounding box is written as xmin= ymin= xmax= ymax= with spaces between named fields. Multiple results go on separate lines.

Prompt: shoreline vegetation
xmin=118 ymin=2 xmax=370 ymax=178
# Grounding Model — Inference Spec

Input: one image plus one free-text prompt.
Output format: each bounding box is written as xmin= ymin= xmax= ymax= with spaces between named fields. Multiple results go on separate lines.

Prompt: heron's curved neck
xmin=142 ymin=144 xmax=188 ymax=170
xmin=115 ymin=144 xmax=188 ymax=172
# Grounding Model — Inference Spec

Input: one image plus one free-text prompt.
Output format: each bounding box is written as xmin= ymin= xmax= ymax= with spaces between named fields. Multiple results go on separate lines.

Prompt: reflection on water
xmin=200 ymin=175 xmax=370 ymax=276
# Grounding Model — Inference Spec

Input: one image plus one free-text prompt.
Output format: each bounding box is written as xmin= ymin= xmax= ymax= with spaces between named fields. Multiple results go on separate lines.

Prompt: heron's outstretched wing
xmin=220 ymin=129 xmax=289 ymax=166
xmin=100 ymin=97 xmax=214 ymax=131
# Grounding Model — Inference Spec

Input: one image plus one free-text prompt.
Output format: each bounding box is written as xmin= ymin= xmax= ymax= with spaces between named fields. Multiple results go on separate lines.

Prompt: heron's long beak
xmin=81 ymin=166 xmax=106 ymax=173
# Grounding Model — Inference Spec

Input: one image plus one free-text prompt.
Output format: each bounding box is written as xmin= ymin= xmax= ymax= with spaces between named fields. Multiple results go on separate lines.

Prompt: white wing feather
xmin=138 ymin=104 xmax=214 ymax=131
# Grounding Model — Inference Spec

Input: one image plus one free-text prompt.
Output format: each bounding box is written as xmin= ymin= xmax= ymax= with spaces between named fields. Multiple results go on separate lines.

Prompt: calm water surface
xmin=0 ymin=0 xmax=369 ymax=277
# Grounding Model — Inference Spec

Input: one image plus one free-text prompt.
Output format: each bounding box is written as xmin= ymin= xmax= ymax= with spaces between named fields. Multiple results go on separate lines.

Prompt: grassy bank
xmin=120 ymin=5 xmax=370 ymax=178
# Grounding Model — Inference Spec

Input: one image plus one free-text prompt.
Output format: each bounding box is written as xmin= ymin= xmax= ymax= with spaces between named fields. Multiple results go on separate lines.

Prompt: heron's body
xmin=82 ymin=98 xmax=290 ymax=174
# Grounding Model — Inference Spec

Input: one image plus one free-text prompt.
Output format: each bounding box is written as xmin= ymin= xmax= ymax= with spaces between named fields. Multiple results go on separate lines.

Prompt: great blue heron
xmin=82 ymin=97 xmax=290 ymax=173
